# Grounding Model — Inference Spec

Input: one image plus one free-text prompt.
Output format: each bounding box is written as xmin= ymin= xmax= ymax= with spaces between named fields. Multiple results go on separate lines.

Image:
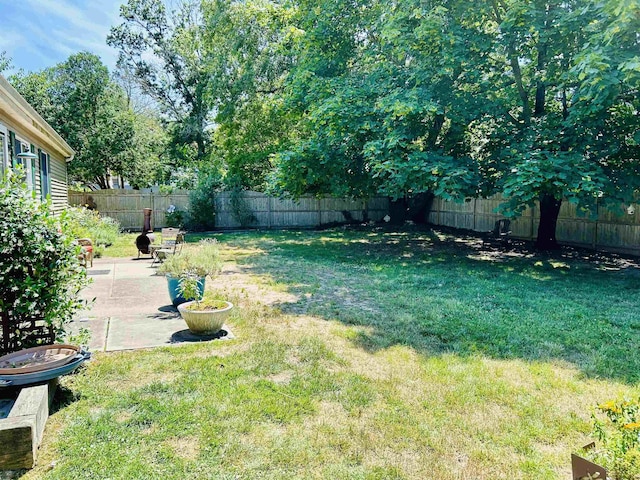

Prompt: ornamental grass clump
xmin=0 ymin=173 xmax=90 ymax=352
xmin=158 ymin=239 xmax=223 ymax=305
xmin=582 ymin=398 xmax=640 ymax=479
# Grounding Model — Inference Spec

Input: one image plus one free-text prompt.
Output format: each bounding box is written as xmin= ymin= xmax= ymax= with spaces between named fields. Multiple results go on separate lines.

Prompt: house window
xmin=40 ymin=151 xmax=50 ymax=199
xmin=14 ymin=138 xmax=34 ymax=191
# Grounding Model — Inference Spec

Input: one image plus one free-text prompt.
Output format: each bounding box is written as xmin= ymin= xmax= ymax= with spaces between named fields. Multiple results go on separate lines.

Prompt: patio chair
xmin=152 ymin=232 xmax=185 ymax=265
xmin=148 ymin=228 xmax=179 ymax=260
xmin=77 ymin=238 xmax=93 ymax=268
xmin=160 ymin=228 xmax=180 ymax=243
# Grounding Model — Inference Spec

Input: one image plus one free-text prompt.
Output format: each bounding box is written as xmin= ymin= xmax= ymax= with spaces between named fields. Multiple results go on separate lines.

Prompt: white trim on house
xmin=14 ymin=134 xmax=34 ymax=191
xmin=0 ymin=123 xmax=8 ymax=175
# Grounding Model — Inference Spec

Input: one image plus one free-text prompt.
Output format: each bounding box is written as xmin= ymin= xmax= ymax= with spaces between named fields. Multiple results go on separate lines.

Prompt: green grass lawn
xmin=29 ymin=228 xmax=640 ymax=479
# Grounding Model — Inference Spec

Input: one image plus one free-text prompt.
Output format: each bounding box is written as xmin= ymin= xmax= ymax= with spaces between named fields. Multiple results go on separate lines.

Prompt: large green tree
xmin=200 ymin=0 xmax=300 ymax=191
xmin=108 ymin=0 xmax=211 ymax=161
xmin=267 ymin=0 xmax=639 ymax=248
xmin=10 ymin=53 xmax=137 ymax=189
xmin=477 ymin=0 xmax=640 ymax=248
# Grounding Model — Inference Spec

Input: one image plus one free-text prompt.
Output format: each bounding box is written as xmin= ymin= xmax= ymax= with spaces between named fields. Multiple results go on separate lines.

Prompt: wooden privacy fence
xmin=69 ymin=190 xmax=191 ymax=230
xmin=429 ymin=196 xmax=640 ymax=255
xmin=69 ymin=190 xmax=390 ymax=231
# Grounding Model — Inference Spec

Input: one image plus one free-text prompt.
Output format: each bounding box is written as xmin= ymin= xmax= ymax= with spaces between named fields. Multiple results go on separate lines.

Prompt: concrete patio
xmin=71 ymin=257 xmax=233 ymax=352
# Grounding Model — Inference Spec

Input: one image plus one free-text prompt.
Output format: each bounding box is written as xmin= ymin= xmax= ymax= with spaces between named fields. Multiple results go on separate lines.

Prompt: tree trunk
xmin=535 ymin=194 xmax=562 ymax=249
xmin=388 ymin=192 xmax=435 ymax=225
xmin=427 ymin=114 xmax=445 ymax=148
xmin=95 ymin=175 xmax=108 ymax=190
xmin=196 ymin=134 xmax=206 ymax=159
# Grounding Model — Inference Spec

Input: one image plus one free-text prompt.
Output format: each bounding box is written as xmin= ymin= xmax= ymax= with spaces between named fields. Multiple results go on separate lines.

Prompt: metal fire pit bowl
xmin=0 ymin=351 xmax=91 ymax=387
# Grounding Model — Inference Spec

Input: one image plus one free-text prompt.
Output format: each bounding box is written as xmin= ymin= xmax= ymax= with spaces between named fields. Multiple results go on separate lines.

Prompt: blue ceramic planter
xmin=167 ymin=275 xmax=206 ymax=306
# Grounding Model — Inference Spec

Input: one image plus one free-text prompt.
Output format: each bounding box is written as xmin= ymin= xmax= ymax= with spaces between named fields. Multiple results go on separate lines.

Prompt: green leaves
xmin=10 ymin=53 xmax=141 ymax=189
xmin=0 ymin=173 xmax=89 ymax=349
xmin=109 ymin=0 xmax=211 ymax=159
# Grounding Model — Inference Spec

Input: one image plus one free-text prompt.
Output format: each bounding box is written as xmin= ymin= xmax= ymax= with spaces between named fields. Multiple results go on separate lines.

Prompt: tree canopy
xmin=6 ymin=0 xmax=638 ymax=246
xmin=264 ymin=0 xmax=640 ymax=247
xmin=10 ymin=52 xmax=166 ymax=189
xmin=108 ymin=0 xmax=211 ymax=161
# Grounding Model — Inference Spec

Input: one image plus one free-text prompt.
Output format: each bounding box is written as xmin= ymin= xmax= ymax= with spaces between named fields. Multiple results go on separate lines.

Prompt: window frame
xmin=0 ymin=123 xmax=8 ymax=177
xmin=14 ymin=135 xmax=34 ymax=191
xmin=39 ymin=150 xmax=51 ymax=200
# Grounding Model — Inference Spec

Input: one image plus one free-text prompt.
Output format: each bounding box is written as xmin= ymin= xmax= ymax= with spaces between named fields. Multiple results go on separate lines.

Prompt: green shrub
xmin=186 ymin=170 xmax=222 ymax=231
xmin=62 ymin=206 xmax=120 ymax=255
xmin=229 ymin=186 xmax=257 ymax=228
xmin=157 ymin=240 xmax=223 ymax=279
xmin=165 ymin=204 xmax=185 ymax=228
xmin=158 ymin=240 xmax=223 ymax=304
xmin=0 ymin=173 xmax=90 ymax=352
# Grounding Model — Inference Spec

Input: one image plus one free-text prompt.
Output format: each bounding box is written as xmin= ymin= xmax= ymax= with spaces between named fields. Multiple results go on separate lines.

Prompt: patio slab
xmin=70 ymin=257 xmax=235 ymax=352
xmin=105 ymin=315 xmax=234 ymax=351
xmin=68 ymin=317 xmax=107 ymax=352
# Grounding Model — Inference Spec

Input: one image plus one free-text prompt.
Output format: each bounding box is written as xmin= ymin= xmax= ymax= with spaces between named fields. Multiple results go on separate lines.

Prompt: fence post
xmin=151 ymin=192 xmax=156 ymax=230
xmin=472 ymin=198 xmax=477 ymax=232
xmin=267 ymin=196 xmax=272 ymax=229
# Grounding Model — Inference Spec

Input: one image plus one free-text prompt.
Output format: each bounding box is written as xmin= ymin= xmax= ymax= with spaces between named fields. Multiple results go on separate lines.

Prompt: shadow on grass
xmin=51 ymin=383 xmax=82 ymax=415
xmin=221 ymin=226 xmax=640 ymax=384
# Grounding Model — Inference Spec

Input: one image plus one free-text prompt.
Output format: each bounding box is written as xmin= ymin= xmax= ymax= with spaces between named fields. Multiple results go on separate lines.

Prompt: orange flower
xmin=623 ymin=422 xmax=640 ymax=430
xmin=599 ymin=401 xmax=622 ymax=414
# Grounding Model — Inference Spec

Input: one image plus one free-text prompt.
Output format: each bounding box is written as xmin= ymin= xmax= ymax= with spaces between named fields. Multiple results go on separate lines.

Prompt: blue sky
xmin=0 ymin=0 xmax=124 ymax=74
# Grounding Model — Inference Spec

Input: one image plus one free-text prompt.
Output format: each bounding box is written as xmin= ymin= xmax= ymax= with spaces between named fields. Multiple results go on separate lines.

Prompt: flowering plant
xmin=165 ymin=204 xmax=184 ymax=228
xmin=584 ymin=398 xmax=640 ymax=479
xmin=0 ymin=172 xmax=90 ymax=352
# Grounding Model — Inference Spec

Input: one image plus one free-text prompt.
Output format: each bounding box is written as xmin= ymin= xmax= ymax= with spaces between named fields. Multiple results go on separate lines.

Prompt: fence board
xmin=69 ymin=190 xmax=390 ymax=231
xmin=429 ymin=195 xmax=640 ymax=255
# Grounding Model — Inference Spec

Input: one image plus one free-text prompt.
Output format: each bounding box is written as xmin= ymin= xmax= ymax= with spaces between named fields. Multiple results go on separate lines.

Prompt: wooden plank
xmin=0 ymin=416 xmax=35 ymax=469
xmin=427 ymin=194 xmax=640 ymax=254
xmin=9 ymin=383 xmax=49 ymax=449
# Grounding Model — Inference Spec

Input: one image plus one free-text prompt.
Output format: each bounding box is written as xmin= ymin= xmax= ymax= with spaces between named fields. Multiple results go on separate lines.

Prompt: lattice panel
xmin=0 ymin=312 xmax=55 ymax=355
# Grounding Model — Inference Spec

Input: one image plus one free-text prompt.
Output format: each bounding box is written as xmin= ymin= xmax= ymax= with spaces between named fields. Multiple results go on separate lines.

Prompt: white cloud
xmin=0 ymin=0 xmax=124 ymax=72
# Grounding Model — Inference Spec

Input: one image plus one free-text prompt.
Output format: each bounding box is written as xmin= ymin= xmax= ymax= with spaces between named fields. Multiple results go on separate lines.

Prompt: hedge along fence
xmin=69 ymin=190 xmax=390 ymax=231
xmin=429 ymin=196 xmax=640 ymax=256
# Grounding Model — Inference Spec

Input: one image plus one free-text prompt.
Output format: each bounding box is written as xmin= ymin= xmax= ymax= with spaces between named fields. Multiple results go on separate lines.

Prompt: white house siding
xmin=49 ymin=154 xmax=68 ymax=214
xmin=0 ymin=75 xmax=74 ymax=213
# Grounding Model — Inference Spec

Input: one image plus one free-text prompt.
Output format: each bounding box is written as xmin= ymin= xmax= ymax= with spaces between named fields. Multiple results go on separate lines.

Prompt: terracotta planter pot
xmin=177 ymin=301 xmax=233 ymax=335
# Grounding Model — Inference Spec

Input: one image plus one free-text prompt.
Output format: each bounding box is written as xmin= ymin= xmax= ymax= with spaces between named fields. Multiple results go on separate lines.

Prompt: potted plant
xmin=177 ymin=287 xmax=233 ymax=335
xmin=157 ymin=240 xmax=223 ymax=306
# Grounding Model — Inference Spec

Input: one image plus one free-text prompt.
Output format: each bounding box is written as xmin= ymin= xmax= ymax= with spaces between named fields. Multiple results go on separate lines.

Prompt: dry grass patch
xmin=165 ymin=436 xmax=201 ymax=461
